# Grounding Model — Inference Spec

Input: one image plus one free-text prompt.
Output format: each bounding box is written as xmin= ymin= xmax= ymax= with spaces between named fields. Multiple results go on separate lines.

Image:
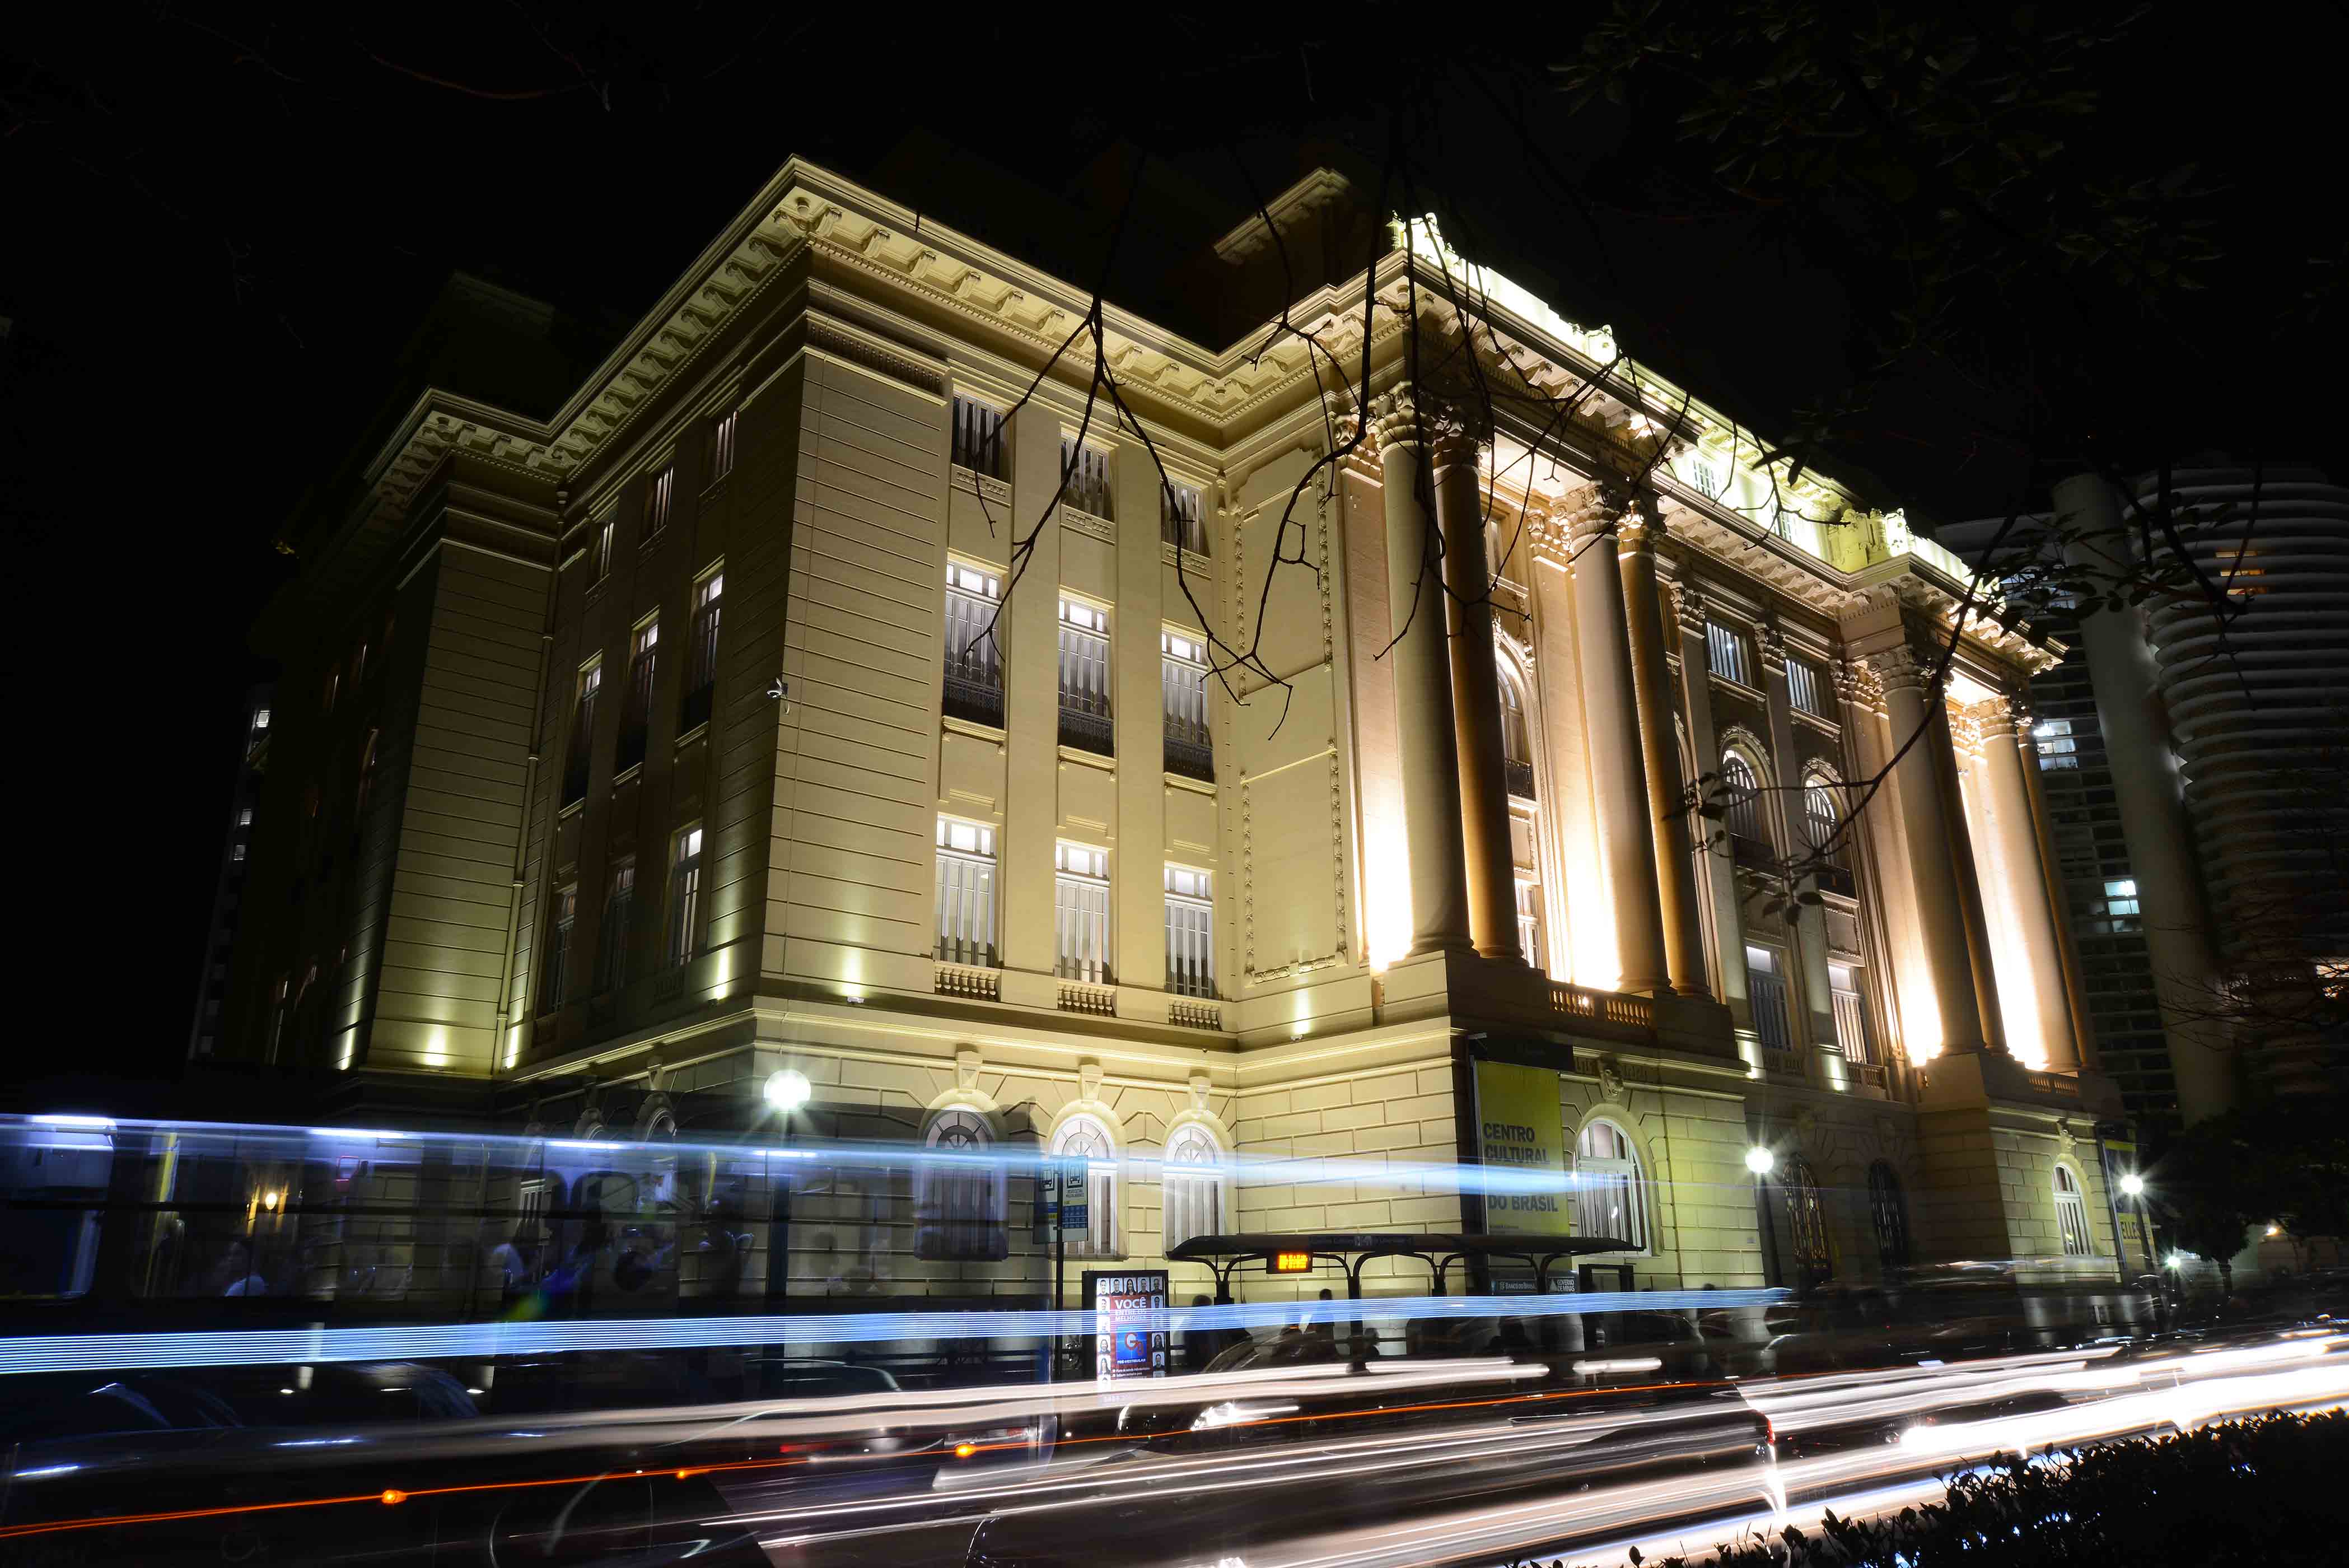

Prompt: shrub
xmin=1518 ymin=1410 xmax=2349 ymax=1568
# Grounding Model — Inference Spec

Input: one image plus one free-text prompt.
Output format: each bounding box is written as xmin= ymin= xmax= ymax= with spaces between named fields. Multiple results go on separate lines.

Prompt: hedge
xmin=1519 ymin=1410 xmax=2349 ymax=1568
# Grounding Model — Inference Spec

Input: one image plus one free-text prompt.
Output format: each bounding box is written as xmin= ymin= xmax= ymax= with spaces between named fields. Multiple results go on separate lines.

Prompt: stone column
xmin=1976 ymin=696 xmax=2082 ymax=1071
xmin=1936 ymin=699 xmax=2010 ymax=1057
xmin=1619 ymin=503 xmax=1709 ymax=996
xmin=1433 ymin=438 xmax=1523 ymax=962
xmin=1373 ymin=395 xmax=1473 ymax=955
xmin=1566 ymin=482 xmax=1669 ymax=995
xmin=1759 ymin=624 xmax=1837 ymax=1055
xmin=2052 ymin=471 xmax=2234 ymax=1122
xmin=1676 ymin=582 xmax=1749 ymax=1014
xmin=1867 ymin=645 xmax=1994 ymax=1055
xmin=1529 ymin=523 xmax=1609 ymax=986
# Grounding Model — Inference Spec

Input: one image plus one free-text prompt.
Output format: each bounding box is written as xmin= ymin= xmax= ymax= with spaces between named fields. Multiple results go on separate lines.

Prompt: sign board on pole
xmin=1472 ymin=1059 xmax=1572 ymax=1236
xmin=1059 ymin=1159 xmax=1090 ymax=1237
xmin=1084 ymin=1268 xmax=1169 ymax=1380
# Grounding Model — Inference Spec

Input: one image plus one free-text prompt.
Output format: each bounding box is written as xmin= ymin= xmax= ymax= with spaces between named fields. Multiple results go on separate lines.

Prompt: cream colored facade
xmin=226 ymin=160 xmax=2132 ymax=1305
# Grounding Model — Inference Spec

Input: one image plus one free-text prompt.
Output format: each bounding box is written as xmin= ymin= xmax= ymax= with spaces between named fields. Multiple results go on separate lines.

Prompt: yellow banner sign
xmin=1474 ymin=1059 xmax=1571 ymax=1236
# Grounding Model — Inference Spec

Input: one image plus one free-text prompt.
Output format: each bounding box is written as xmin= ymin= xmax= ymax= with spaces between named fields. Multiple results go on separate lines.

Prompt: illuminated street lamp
xmin=1745 ymin=1146 xmax=1776 ymax=1175
xmin=764 ymin=1068 xmax=812 ymax=1112
xmin=2119 ymin=1172 xmax=2145 ymax=1198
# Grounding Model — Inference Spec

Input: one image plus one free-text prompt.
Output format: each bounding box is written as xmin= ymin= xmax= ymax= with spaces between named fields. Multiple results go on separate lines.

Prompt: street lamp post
xmin=1746 ymin=1146 xmax=1782 ymax=1290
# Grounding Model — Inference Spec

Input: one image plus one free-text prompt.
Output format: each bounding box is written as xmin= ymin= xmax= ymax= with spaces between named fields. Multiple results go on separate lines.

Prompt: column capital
xmin=1560 ymin=475 xmax=1652 ymax=548
xmin=1368 ymin=384 xmax=1468 ymax=452
xmin=1670 ymin=576 xmax=1708 ymax=637
xmin=1968 ymin=692 xmax=2021 ymax=739
xmin=1860 ymin=643 xmax=1941 ymax=698
xmin=1617 ymin=490 xmax=1667 ymax=554
xmin=1756 ymin=620 xmax=1790 ymax=677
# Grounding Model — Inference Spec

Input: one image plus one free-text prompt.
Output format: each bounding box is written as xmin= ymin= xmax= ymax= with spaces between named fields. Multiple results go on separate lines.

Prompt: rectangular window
xmin=951 ymin=395 xmax=1006 ymax=479
xmin=592 ymin=513 xmax=615 ymax=583
xmin=2103 ymin=877 xmax=2140 ymax=918
xmin=1058 ymin=597 xmax=1112 ymax=754
xmin=1786 ymin=658 xmax=1825 ymax=717
xmin=238 ymin=808 xmax=253 ymax=827
xmin=1747 ymin=944 xmax=1794 ymax=1057
xmin=1160 ymin=480 xmax=1207 ymax=556
xmin=705 ymin=408 xmax=737 ymax=483
xmin=562 ymin=661 xmax=602 ymax=806
xmin=645 ymin=465 xmax=675 ymax=538
xmin=1830 ymin=961 xmax=1873 ymax=1064
xmin=541 ymin=884 xmax=577 ymax=1012
xmin=619 ymin=618 xmax=657 ymax=772
xmin=596 ymin=859 xmax=636 ymax=992
xmin=1515 ymin=880 xmax=1542 ymax=969
xmin=1055 ymin=842 xmax=1112 ymax=983
xmin=1706 ymin=620 xmax=1753 ymax=687
xmin=666 ymin=827 xmax=704 ymax=970
xmin=1161 ymin=628 xmax=1211 ymax=781
xmin=1165 ymin=865 xmax=1213 ymax=998
xmin=942 ymin=561 xmax=1004 ymax=726
xmin=683 ymin=569 xmax=722 ymax=731
xmin=232 ymin=843 xmax=246 ymax=862
xmin=934 ymin=818 xmax=998 ymax=967
xmin=1059 ymin=440 xmax=1113 ymax=520
xmin=2035 ymin=718 xmax=2080 ymax=770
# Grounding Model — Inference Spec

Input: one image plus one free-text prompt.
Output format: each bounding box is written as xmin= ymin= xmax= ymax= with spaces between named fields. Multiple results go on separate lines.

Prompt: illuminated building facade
xmin=219 ymin=160 xmax=2129 ymax=1306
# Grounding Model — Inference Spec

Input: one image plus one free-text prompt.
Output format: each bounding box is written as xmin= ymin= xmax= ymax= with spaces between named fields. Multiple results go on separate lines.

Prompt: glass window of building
xmin=1498 ymin=659 xmax=1535 ymax=798
xmin=683 ymin=569 xmax=722 ymax=730
xmin=1868 ymin=1161 xmax=1911 ymax=1268
xmin=541 ymin=885 xmax=577 ymax=1013
xmin=1055 ymin=842 xmax=1112 ymax=983
xmin=1829 ymin=961 xmax=1873 ymax=1063
xmin=1721 ymin=750 xmax=1768 ymax=846
xmin=706 ymin=408 xmax=737 ymax=482
xmin=1059 ymin=439 xmax=1113 ymax=519
xmin=620 ymin=617 xmax=657 ymax=772
xmin=1162 ymin=629 xmax=1211 ymax=780
xmin=944 ymin=562 xmax=1005 ymax=724
xmin=935 ymin=818 xmax=998 ymax=968
xmin=666 ymin=826 xmax=704 ymax=970
xmin=592 ymin=512 xmax=615 ymax=583
xmin=1058 ymin=598 xmax=1112 ymax=754
xmin=1573 ymin=1119 xmax=1648 ymax=1251
xmin=1160 ymin=479 xmax=1207 ymax=555
xmin=1515 ymin=879 xmax=1542 ymax=970
xmin=645 ymin=465 xmax=675 ymax=538
xmin=1165 ymin=865 xmax=1213 ymax=998
xmin=1049 ymin=1113 xmax=1120 ymax=1258
xmin=1706 ymin=619 xmax=1754 ymax=687
xmin=917 ymin=1109 xmax=1007 ymax=1261
xmin=562 ymin=660 xmax=601 ymax=806
xmin=951 ymin=395 xmax=1006 ymax=478
xmin=1161 ymin=1124 xmax=1227 ymax=1253
xmin=1786 ymin=657 xmax=1825 ymax=716
xmin=597 ymin=858 xmax=636 ymax=992
xmin=1748 ymin=944 xmax=1794 ymax=1056
xmin=1783 ymin=1155 xmax=1833 ymax=1288
xmin=2054 ymin=1164 xmax=2094 ymax=1257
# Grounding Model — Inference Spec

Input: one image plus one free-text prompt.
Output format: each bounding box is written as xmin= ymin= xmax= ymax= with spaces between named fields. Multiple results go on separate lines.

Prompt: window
xmin=935 ymin=818 xmax=998 ymax=967
xmin=951 ymin=395 xmax=1006 ymax=479
xmin=1706 ymin=619 xmax=1754 ymax=687
xmin=252 ymin=707 xmax=271 ymax=734
xmin=1162 ymin=629 xmax=1211 ymax=780
xmin=237 ymin=809 xmax=253 ymax=828
xmin=541 ymin=884 xmax=577 ymax=1012
xmin=2103 ymin=878 xmax=2140 ymax=918
xmin=666 ymin=827 xmax=704 ymax=970
xmin=943 ymin=562 xmax=1004 ymax=727
xmin=2034 ymin=718 xmax=2079 ymax=771
xmin=645 ymin=465 xmax=675 ymax=538
xmin=1515 ymin=880 xmax=1542 ymax=970
xmin=1782 ymin=1155 xmax=1833 ymax=1289
xmin=1060 ymin=439 xmax=1113 ymax=519
xmin=683 ymin=570 xmax=722 ymax=731
xmin=1830 ymin=962 xmax=1873 ymax=1064
xmin=1573 ymin=1119 xmax=1648 ymax=1252
xmin=1787 ymin=657 xmax=1825 ymax=717
xmin=1049 ymin=1113 xmax=1120 ymax=1258
xmin=1721 ymin=750 xmax=1768 ymax=846
xmin=231 ymin=843 xmax=246 ymax=862
xmin=1058 ymin=597 xmax=1112 ymax=754
xmin=1748 ymin=944 xmax=1794 ymax=1056
xmin=1498 ymin=659 xmax=1535 ymax=798
xmin=705 ymin=408 xmax=737 ymax=483
xmin=596 ymin=858 xmax=636 ymax=992
xmin=916 ymin=1109 xmax=1008 ymax=1261
xmin=1868 ymin=1161 xmax=1911 ymax=1268
xmin=620 ymin=618 xmax=657 ymax=772
xmin=1161 ymin=480 xmax=1208 ymax=555
xmin=563 ymin=661 xmax=602 ymax=806
xmin=1165 ymin=865 xmax=1214 ymax=998
xmin=592 ymin=512 xmax=615 ymax=583
xmin=1161 ymin=1124 xmax=1227 ymax=1253
xmin=1055 ymin=842 xmax=1112 ymax=983
xmin=1801 ymin=778 xmax=1841 ymax=855
xmin=2054 ymin=1164 xmax=2094 ymax=1257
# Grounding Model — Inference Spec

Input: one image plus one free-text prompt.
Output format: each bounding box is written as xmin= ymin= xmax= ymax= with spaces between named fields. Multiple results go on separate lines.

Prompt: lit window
xmin=1573 ymin=1119 xmax=1647 ymax=1252
xmin=231 ymin=843 xmax=246 ymax=862
xmin=1161 ymin=1123 xmax=1227 ymax=1253
xmin=1058 ymin=598 xmax=1112 ymax=754
xmin=935 ymin=818 xmax=998 ymax=968
xmin=1830 ymin=962 xmax=1872 ymax=1064
xmin=238 ymin=808 xmax=253 ymax=828
xmin=252 ymin=707 xmax=271 ymax=732
xmin=1055 ymin=842 xmax=1112 ymax=983
xmin=1497 ymin=659 xmax=1534 ymax=797
xmin=1721 ymin=750 xmax=1768 ymax=844
xmin=596 ymin=858 xmax=636 ymax=992
xmin=1515 ymin=880 xmax=1543 ymax=970
xmin=541 ymin=884 xmax=577 ymax=1012
xmin=620 ymin=618 xmax=657 ymax=771
xmin=1802 ymin=778 xmax=1842 ymax=856
xmin=592 ymin=513 xmax=615 ymax=583
xmin=2054 ymin=1165 xmax=2094 ymax=1257
xmin=1059 ymin=439 xmax=1113 ymax=519
xmin=944 ymin=562 xmax=1004 ymax=725
xmin=917 ymin=1109 xmax=1008 ymax=1261
xmin=683 ymin=569 xmax=722 ymax=730
xmin=1160 ymin=480 xmax=1208 ymax=556
xmin=951 ymin=395 xmax=1006 ymax=479
xmin=1161 ymin=629 xmax=1211 ymax=779
xmin=645 ymin=465 xmax=675 ymax=537
xmin=1748 ymin=944 xmax=1794 ymax=1055
xmin=1165 ymin=865 xmax=1214 ymax=999
xmin=563 ymin=660 xmax=602 ymax=806
xmin=666 ymin=827 xmax=704 ymax=970
xmin=1048 ymin=1113 xmax=1120 ymax=1258
xmin=1706 ymin=620 xmax=1754 ymax=687
xmin=1781 ymin=1155 xmax=1833 ymax=1287
xmin=706 ymin=408 xmax=737 ymax=482
xmin=1786 ymin=658 xmax=1825 ymax=717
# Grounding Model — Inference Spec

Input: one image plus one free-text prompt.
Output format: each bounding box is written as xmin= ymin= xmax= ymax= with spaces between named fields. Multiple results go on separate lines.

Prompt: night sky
xmin=6 ymin=7 xmax=2341 ymax=1086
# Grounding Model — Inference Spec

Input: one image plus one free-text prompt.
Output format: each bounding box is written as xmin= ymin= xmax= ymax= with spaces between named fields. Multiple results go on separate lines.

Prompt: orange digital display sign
xmin=1269 ymin=1250 xmax=1311 ymax=1274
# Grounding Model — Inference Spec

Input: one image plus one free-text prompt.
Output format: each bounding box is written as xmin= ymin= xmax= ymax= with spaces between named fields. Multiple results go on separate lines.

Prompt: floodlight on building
xmin=764 ymin=1068 xmax=812 ymax=1112
xmin=1745 ymin=1146 xmax=1776 ymax=1175
xmin=2120 ymin=1173 xmax=2145 ymax=1198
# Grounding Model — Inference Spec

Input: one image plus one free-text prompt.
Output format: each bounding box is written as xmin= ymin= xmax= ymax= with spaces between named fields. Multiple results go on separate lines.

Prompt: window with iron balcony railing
xmin=943 ymin=562 xmax=1005 ymax=729
xmin=1059 ymin=598 xmax=1113 ymax=756
xmin=1162 ymin=629 xmax=1212 ymax=781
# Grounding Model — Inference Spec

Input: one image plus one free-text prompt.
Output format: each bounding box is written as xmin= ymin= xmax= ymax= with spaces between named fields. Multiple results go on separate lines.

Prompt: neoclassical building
xmin=221 ymin=160 xmax=2131 ymax=1308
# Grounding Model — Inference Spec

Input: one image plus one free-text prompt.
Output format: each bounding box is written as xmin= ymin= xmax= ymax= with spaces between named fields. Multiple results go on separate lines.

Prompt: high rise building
xmin=187 ymin=687 xmax=273 ymax=1061
xmin=213 ymin=160 xmax=2135 ymax=1307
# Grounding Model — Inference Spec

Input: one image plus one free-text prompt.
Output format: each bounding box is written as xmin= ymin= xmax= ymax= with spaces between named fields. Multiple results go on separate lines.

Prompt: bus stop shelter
xmin=1167 ymin=1232 xmax=1636 ymax=1303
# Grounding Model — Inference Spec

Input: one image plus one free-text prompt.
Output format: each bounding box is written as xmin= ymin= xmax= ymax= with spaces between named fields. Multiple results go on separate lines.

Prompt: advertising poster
xmin=1084 ymin=1268 xmax=1169 ymax=1380
xmin=1473 ymin=1058 xmax=1572 ymax=1236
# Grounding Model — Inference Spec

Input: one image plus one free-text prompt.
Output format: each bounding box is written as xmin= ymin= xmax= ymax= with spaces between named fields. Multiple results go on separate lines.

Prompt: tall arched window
xmin=1721 ymin=749 xmax=1768 ymax=847
xmin=1782 ymin=1155 xmax=1833 ymax=1289
xmin=1801 ymin=774 xmax=1842 ymax=857
xmin=1497 ymin=658 xmax=1535 ymax=799
xmin=1572 ymin=1119 xmax=1648 ymax=1252
xmin=1160 ymin=1124 xmax=1228 ymax=1253
xmin=1049 ymin=1114 xmax=1120 ymax=1259
xmin=1867 ymin=1161 xmax=1911 ymax=1269
xmin=917 ymin=1109 xmax=1008 ymax=1261
xmin=2053 ymin=1164 xmax=2094 ymax=1257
